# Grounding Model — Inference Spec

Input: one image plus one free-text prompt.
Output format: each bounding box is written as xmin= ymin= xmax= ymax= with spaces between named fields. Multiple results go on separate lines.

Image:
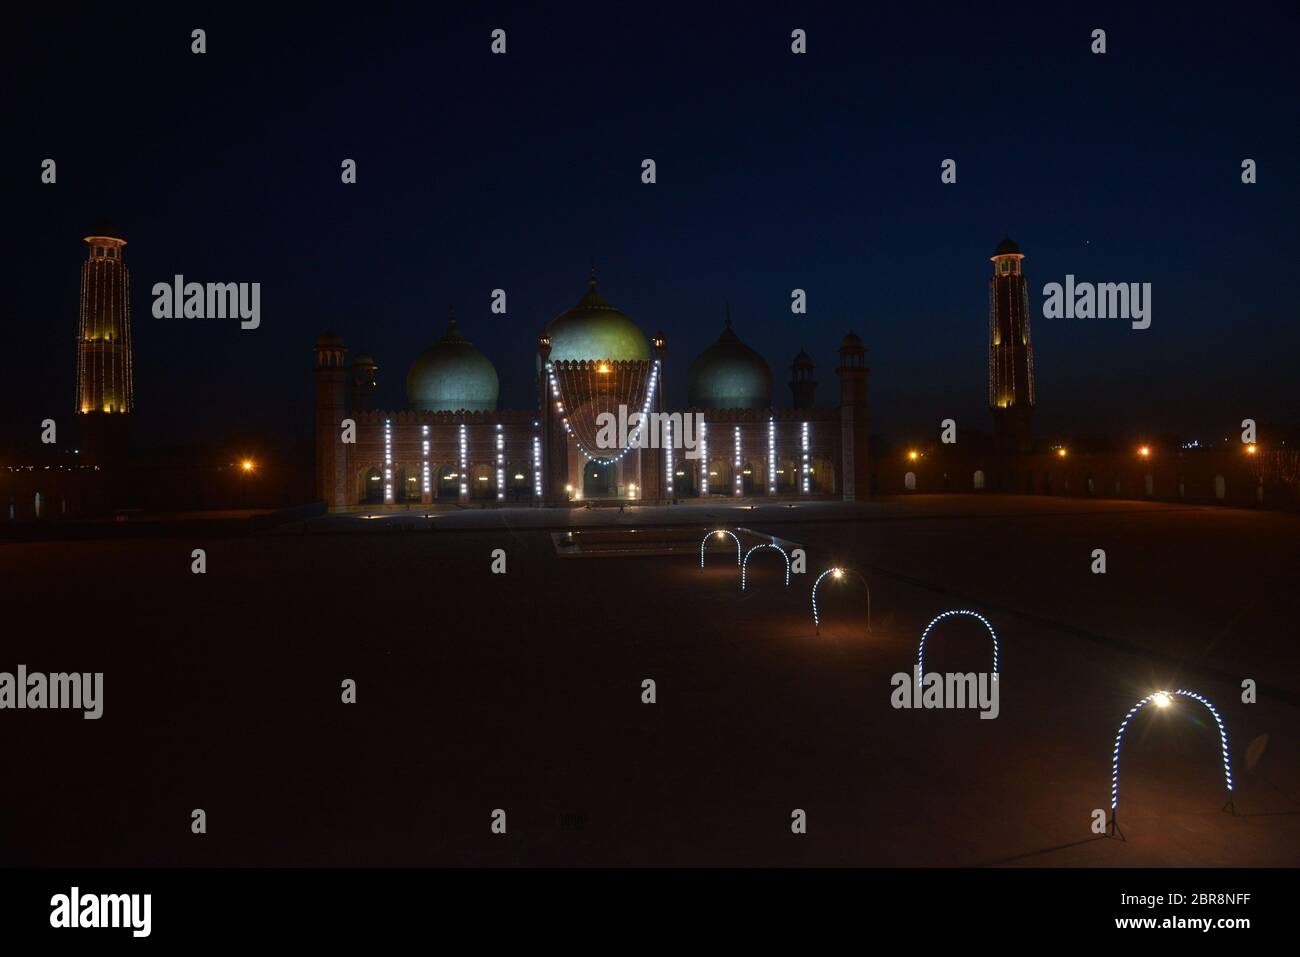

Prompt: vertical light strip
xmin=768 ymin=416 xmax=776 ymax=495
xmin=665 ymin=418 xmax=674 ymax=496
xmin=421 ymin=424 xmax=430 ymax=497
xmin=699 ymin=421 xmax=709 ymax=496
xmin=496 ymin=423 xmax=505 ymax=501
xmin=801 ymin=421 xmax=810 ymax=494
xmin=383 ymin=417 xmax=393 ymax=502
xmin=733 ymin=426 xmax=742 ymax=496
xmin=458 ymin=422 xmax=468 ymax=500
xmin=532 ymin=429 xmax=542 ymax=499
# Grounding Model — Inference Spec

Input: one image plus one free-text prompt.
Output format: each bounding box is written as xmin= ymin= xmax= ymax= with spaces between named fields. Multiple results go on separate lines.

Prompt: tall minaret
xmin=314 ymin=332 xmax=349 ymax=507
xmin=76 ymin=222 xmax=134 ymax=459
xmin=988 ymin=237 xmax=1035 ymax=453
xmin=836 ymin=331 xmax=870 ymax=501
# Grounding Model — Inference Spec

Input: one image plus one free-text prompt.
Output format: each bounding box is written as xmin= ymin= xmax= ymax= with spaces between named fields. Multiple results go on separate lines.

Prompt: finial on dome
xmin=589 ymin=262 xmax=598 ymax=290
xmin=448 ymin=304 xmax=458 ymax=328
xmin=724 ymin=301 xmax=733 ymax=330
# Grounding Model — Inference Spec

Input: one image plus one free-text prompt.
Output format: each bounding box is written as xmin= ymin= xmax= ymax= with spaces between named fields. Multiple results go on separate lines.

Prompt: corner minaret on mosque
xmin=988 ymin=237 xmax=1035 ymax=453
xmin=76 ymin=222 xmax=134 ymax=459
xmin=836 ymin=331 xmax=870 ymax=501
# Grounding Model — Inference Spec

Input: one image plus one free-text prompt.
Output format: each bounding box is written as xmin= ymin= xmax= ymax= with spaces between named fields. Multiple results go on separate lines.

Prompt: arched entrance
xmin=437 ymin=466 xmax=460 ymax=501
xmin=583 ymin=460 xmax=613 ymax=498
xmin=673 ymin=462 xmax=697 ymax=497
xmin=362 ymin=467 xmax=383 ymax=504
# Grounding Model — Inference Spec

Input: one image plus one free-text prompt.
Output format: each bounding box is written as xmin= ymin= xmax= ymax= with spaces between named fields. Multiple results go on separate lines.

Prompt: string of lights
xmin=383 ymin=418 xmax=393 ymax=503
xmin=545 ymin=360 xmax=660 ymax=466
xmin=421 ymin=424 xmax=430 ymax=497
xmin=800 ymin=422 xmax=810 ymax=493
xmin=733 ymin=426 xmax=742 ymax=496
xmin=495 ymin=424 xmax=505 ymax=501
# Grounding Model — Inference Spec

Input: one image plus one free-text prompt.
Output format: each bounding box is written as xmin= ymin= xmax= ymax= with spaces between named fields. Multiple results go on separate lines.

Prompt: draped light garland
xmin=546 ymin=359 xmax=660 ymax=465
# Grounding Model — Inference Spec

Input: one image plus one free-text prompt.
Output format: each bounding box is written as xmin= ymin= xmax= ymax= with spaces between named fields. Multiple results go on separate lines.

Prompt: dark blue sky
xmin=6 ymin=2 xmax=1297 ymax=450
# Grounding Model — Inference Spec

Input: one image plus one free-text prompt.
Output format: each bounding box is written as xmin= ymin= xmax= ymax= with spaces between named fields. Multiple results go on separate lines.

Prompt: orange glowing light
xmin=1056 ymin=448 xmax=1067 ymax=458
xmin=597 ymin=362 xmax=611 ymax=374
xmin=241 ymin=460 xmax=255 ymax=472
xmin=1246 ymin=444 xmax=1258 ymax=455
xmin=907 ymin=450 xmax=919 ymax=462
xmin=1138 ymin=446 xmax=1150 ymax=458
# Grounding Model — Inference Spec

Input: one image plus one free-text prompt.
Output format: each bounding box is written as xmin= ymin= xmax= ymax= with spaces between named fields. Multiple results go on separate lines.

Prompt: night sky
xmin=5 ymin=2 xmax=1297 ymax=452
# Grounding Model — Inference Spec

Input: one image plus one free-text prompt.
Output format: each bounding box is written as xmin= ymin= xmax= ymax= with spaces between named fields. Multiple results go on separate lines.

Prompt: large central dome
xmin=540 ymin=275 xmax=650 ymax=368
xmin=688 ymin=309 xmax=773 ymax=410
xmin=406 ymin=309 xmax=500 ymax=412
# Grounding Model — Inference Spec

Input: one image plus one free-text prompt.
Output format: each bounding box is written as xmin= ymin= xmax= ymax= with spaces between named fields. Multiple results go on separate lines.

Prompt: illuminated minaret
xmin=76 ymin=222 xmax=134 ymax=459
xmin=988 ymin=237 xmax=1035 ymax=453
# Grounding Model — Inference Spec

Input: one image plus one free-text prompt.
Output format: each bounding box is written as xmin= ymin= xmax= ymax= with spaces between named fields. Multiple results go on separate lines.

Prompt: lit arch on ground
xmin=741 ymin=543 xmax=790 ymax=591
xmin=812 ymin=567 xmax=871 ymax=635
xmin=916 ymin=609 xmax=999 ymax=678
xmin=700 ymin=529 xmax=742 ymax=569
xmin=1109 ymin=690 xmax=1233 ymax=832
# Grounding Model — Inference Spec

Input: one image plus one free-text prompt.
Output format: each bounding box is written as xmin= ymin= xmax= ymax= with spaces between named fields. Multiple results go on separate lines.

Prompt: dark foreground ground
xmin=3 ymin=495 xmax=1298 ymax=866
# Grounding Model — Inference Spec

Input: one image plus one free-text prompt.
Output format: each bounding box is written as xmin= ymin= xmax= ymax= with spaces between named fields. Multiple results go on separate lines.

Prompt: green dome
xmin=540 ymin=276 xmax=650 ymax=369
xmin=688 ymin=312 xmax=772 ymax=410
xmin=406 ymin=311 xmax=499 ymax=412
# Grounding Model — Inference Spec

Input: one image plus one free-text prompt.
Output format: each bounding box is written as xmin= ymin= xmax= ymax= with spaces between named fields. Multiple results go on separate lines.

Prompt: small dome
xmin=315 ymin=330 xmax=344 ymax=349
xmin=406 ymin=310 xmax=499 ymax=412
xmin=688 ymin=309 xmax=773 ymax=410
xmin=839 ymin=330 xmax=864 ymax=351
xmin=352 ymin=353 xmax=376 ymax=368
xmin=792 ymin=349 xmax=814 ymax=369
xmin=540 ymin=273 xmax=650 ymax=369
xmin=994 ymin=236 xmax=1021 ymax=256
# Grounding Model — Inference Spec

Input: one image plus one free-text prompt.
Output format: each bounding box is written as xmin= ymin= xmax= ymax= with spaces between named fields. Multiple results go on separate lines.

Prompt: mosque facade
xmin=314 ymin=275 xmax=871 ymax=508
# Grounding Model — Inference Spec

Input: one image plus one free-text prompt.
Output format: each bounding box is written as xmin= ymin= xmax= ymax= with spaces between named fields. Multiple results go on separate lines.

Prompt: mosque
xmin=313 ymin=274 xmax=871 ymax=507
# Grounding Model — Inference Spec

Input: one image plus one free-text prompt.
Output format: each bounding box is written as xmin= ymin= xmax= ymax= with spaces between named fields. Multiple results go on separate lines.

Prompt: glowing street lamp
xmin=1056 ymin=447 xmax=1067 ymax=458
xmin=241 ymin=459 xmax=255 ymax=473
xmin=1245 ymin=444 xmax=1258 ymax=455
xmin=1138 ymin=446 xmax=1151 ymax=459
xmin=907 ymin=450 xmax=920 ymax=462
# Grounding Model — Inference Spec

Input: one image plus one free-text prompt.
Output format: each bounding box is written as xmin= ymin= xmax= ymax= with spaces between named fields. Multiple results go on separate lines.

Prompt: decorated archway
xmin=916 ymin=609 xmax=999 ymax=678
xmin=741 ymin=543 xmax=790 ymax=590
xmin=700 ymin=529 xmax=742 ymax=568
xmin=1108 ymin=689 xmax=1233 ymax=837
xmin=811 ymin=566 xmax=871 ymax=635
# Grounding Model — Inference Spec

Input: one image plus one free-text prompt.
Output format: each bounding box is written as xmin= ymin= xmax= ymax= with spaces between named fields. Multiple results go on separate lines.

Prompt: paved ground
xmin=3 ymin=495 xmax=1298 ymax=866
